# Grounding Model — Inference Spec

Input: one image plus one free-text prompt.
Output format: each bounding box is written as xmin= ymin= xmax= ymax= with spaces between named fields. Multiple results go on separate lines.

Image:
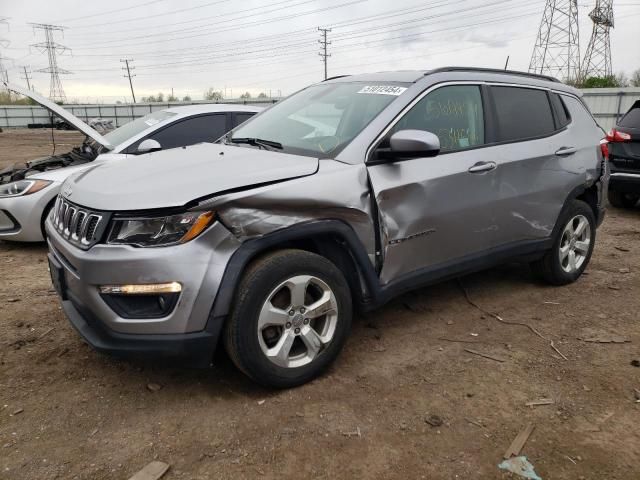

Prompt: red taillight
xmin=600 ymin=139 xmax=610 ymax=160
xmin=606 ymin=128 xmax=631 ymax=142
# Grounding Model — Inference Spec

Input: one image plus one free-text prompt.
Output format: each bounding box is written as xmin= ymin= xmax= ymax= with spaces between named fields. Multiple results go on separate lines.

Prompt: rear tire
xmin=531 ymin=199 xmax=596 ymax=285
xmin=224 ymin=249 xmax=352 ymax=388
xmin=608 ymin=189 xmax=639 ymax=209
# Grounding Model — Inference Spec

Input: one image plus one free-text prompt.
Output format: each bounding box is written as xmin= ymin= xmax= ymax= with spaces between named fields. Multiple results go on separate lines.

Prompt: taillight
xmin=600 ymin=139 xmax=609 ymax=160
xmin=606 ymin=128 xmax=631 ymax=142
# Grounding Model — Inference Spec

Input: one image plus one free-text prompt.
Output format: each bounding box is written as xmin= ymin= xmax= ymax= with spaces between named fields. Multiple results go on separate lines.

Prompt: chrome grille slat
xmin=52 ymin=195 xmax=104 ymax=249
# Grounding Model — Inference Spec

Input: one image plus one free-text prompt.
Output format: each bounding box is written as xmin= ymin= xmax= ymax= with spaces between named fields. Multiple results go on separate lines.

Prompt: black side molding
xmin=209 ymin=219 xmax=378 ymax=318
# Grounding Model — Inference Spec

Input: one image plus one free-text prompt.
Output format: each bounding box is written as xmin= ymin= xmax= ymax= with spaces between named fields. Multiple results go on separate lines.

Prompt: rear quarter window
xmin=492 ymin=86 xmax=555 ymax=142
xmin=550 ymin=92 xmax=571 ymax=129
xmin=619 ymin=101 xmax=640 ymax=128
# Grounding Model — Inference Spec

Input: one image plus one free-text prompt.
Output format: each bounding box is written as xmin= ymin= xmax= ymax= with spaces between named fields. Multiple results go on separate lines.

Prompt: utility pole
xmin=581 ymin=0 xmax=614 ymax=78
xmin=318 ymin=27 xmax=332 ymax=80
xmin=21 ymin=65 xmax=33 ymax=90
xmin=121 ymin=58 xmax=136 ymax=103
xmin=528 ymin=0 xmax=580 ymax=82
xmin=30 ymin=23 xmax=71 ymax=102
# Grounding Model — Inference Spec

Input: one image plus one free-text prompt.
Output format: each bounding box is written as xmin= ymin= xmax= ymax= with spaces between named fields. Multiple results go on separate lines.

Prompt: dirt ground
xmin=0 ymin=128 xmax=639 ymax=480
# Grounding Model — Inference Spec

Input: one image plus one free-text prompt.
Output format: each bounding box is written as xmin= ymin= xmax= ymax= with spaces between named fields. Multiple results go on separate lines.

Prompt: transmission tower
xmin=30 ymin=23 xmax=71 ymax=102
xmin=528 ymin=0 xmax=580 ymax=82
xmin=0 ymin=17 xmax=10 ymax=84
xmin=581 ymin=0 xmax=614 ymax=78
xmin=318 ymin=27 xmax=331 ymax=80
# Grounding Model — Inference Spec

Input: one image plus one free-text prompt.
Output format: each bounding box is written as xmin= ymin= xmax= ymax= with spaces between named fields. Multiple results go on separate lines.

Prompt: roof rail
xmin=323 ymin=75 xmax=351 ymax=82
xmin=426 ymin=67 xmax=561 ymax=83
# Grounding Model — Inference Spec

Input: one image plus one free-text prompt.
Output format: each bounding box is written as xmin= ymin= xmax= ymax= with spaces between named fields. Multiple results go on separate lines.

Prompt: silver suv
xmin=46 ymin=68 xmax=608 ymax=388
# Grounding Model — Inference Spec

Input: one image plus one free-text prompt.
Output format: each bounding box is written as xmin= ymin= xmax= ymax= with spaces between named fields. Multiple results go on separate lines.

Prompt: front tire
xmin=224 ymin=249 xmax=352 ymax=388
xmin=608 ymin=189 xmax=639 ymax=209
xmin=531 ymin=199 xmax=596 ymax=285
xmin=40 ymin=200 xmax=55 ymax=241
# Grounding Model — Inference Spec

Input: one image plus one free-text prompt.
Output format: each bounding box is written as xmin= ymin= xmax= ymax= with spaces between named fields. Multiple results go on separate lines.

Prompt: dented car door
xmin=367 ymin=84 xmax=501 ymax=285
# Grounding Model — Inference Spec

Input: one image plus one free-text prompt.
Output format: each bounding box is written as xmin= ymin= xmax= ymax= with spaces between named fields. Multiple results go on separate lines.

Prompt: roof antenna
xmin=504 ymin=56 xmax=510 ymax=70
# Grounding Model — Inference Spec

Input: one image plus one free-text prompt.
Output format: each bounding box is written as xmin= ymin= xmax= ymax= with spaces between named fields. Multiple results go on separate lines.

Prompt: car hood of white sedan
xmin=61 ymin=143 xmax=319 ymax=211
xmin=3 ymin=81 xmax=113 ymax=150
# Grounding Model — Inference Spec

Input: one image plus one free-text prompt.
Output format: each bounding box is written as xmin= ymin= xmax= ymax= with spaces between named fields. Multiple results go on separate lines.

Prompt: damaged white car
xmin=0 ymin=82 xmax=262 ymax=242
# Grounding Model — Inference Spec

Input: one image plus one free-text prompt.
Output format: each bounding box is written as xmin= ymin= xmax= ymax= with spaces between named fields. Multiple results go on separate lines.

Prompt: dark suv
xmin=606 ymin=100 xmax=640 ymax=208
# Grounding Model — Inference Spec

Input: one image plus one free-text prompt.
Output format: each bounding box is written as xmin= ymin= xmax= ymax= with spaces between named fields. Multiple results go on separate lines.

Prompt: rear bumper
xmin=609 ymin=172 xmax=640 ymax=194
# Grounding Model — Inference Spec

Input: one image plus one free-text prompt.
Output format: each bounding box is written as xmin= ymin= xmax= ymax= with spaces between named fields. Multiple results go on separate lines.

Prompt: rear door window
xmin=148 ymin=114 xmax=227 ymax=150
xmin=492 ymin=86 xmax=556 ymax=142
xmin=619 ymin=101 xmax=640 ymax=128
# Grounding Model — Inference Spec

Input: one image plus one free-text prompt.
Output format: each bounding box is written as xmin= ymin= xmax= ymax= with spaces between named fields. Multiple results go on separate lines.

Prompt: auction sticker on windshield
xmin=357 ymin=85 xmax=407 ymax=96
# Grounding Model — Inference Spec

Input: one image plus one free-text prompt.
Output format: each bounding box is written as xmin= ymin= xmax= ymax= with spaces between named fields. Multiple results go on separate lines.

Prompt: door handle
xmin=555 ymin=147 xmax=577 ymax=156
xmin=468 ymin=161 xmax=497 ymax=173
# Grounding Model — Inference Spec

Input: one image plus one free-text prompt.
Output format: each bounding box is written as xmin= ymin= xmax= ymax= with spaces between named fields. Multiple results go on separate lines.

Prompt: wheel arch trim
xmin=209 ymin=219 xmax=379 ymax=320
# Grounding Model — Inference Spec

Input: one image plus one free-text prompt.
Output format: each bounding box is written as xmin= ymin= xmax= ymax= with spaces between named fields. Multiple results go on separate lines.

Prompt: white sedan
xmin=0 ymin=82 xmax=262 ymax=242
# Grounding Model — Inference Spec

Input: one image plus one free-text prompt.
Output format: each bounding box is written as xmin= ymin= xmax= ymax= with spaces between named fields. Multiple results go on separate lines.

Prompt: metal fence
xmin=0 ymin=89 xmax=638 ymax=131
xmin=0 ymin=99 xmax=278 ymax=129
xmin=580 ymin=87 xmax=640 ymax=131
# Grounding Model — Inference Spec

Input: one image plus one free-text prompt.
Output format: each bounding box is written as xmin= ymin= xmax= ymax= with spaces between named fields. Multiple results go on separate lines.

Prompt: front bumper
xmin=46 ymin=215 xmax=241 ymax=362
xmin=61 ymin=295 xmax=218 ymax=367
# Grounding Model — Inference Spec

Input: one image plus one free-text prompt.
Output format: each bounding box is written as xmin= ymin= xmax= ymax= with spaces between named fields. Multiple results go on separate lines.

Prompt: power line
xmin=121 ymin=59 xmax=136 ymax=103
xmin=64 ymin=0 xmax=496 ymax=58
xmin=72 ymin=0 xmax=366 ymax=50
xmin=66 ymin=0 xmax=307 ymax=40
xmin=318 ymin=27 xmax=332 ymax=80
xmin=69 ymin=7 xmax=541 ymax=82
xmin=56 ymin=3 xmax=541 ymax=77
xmin=29 ymin=23 xmax=71 ymax=102
xmin=53 ymin=0 xmax=171 ymax=24
xmin=67 ymin=0 xmax=235 ymax=30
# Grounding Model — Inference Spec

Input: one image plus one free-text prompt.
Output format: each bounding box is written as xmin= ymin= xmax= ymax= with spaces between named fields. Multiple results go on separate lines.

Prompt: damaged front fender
xmin=198 ymin=159 xmax=377 ymax=262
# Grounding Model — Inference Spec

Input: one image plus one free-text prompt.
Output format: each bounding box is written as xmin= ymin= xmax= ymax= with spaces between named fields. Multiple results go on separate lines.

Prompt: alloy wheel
xmin=257 ymin=275 xmax=339 ymax=368
xmin=559 ymin=214 xmax=591 ymax=273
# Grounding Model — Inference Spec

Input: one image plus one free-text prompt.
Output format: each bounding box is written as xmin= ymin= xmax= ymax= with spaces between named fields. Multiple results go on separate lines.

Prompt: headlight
xmin=0 ymin=179 xmax=52 ymax=198
xmin=107 ymin=211 xmax=215 ymax=247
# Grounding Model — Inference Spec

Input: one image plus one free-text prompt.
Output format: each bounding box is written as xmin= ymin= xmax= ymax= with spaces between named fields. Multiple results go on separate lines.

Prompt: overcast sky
xmin=1 ymin=0 xmax=639 ymax=102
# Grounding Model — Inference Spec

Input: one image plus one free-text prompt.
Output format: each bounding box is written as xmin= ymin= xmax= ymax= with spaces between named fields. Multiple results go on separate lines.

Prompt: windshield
xmin=104 ymin=110 xmax=177 ymax=147
xmin=229 ymin=82 xmax=408 ymax=157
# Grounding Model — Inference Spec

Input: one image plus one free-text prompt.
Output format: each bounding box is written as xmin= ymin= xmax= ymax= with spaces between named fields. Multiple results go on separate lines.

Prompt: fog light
xmin=99 ymin=282 xmax=182 ymax=295
xmin=99 ymin=282 xmax=182 ymax=319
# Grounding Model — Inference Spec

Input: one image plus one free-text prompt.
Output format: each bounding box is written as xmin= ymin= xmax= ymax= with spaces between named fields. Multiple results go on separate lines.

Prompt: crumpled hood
xmin=62 ymin=143 xmax=319 ymax=211
xmin=2 ymin=81 xmax=113 ymax=150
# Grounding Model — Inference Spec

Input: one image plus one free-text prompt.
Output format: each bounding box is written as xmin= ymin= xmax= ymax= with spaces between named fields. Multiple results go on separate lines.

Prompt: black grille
xmin=51 ymin=196 xmax=106 ymax=249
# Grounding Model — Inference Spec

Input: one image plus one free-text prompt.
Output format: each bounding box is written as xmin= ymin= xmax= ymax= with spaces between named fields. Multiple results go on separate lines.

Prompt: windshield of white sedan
xmin=104 ymin=110 xmax=177 ymax=147
xmin=228 ymin=82 xmax=408 ymax=157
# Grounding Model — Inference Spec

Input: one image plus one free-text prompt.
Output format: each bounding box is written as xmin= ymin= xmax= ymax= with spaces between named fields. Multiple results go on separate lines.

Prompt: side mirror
xmin=137 ymin=138 xmax=162 ymax=154
xmin=389 ymin=129 xmax=440 ymax=159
